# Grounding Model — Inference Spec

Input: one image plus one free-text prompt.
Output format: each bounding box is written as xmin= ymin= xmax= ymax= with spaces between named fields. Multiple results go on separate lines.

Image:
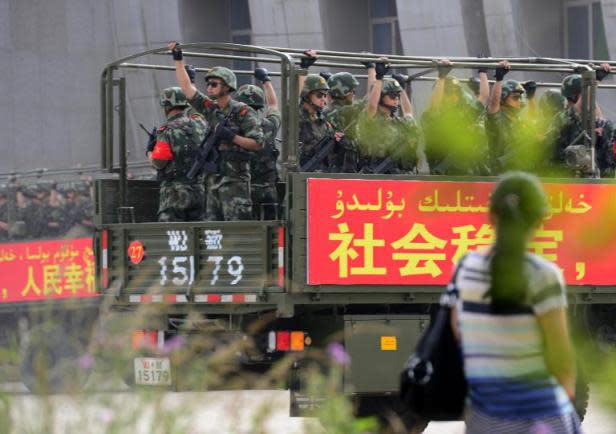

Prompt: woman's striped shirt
xmin=449 ymin=248 xmax=574 ymax=420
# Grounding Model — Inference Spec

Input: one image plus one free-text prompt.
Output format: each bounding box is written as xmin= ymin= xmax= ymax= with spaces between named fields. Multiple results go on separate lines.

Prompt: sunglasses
xmin=510 ymin=93 xmax=523 ymax=101
xmin=313 ymin=91 xmax=328 ymax=99
xmin=206 ymin=81 xmax=222 ymax=89
xmin=387 ymin=92 xmax=401 ymax=99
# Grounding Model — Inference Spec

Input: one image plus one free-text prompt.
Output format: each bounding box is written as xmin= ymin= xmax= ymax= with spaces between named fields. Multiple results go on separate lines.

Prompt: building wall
xmin=0 ymin=0 xmax=182 ymax=174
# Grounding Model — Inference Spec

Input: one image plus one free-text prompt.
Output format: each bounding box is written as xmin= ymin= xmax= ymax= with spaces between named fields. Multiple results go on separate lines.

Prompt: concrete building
xmin=1 ymin=0 xmax=614 ymax=173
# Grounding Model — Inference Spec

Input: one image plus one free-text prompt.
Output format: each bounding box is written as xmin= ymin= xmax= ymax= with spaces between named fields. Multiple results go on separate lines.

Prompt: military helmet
xmin=539 ymin=89 xmax=565 ymax=114
xmin=561 ymin=74 xmax=582 ymax=99
xmin=301 ymin=74 xmax=329 ymax=97
xmin=235 ymin=84 xmax=265 ymax=109
xmin=327 ymin=72 xmax=359 ymax=98
xmin=501 ymin=80 xmax=525 ymax=102
xmin=381 ymin=77 xmax=403 ymax=95
xmin=159 ymin=87 xmax=188 ymax=108
xmin=205 ymin=66 xmax=237 ymax=91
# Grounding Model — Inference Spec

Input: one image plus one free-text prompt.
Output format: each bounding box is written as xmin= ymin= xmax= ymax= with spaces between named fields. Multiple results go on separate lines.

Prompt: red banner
xmin=307 ymin=178 xmax=616 ymax=286
xmin=0 ymin=238 xmax=97 ymax=303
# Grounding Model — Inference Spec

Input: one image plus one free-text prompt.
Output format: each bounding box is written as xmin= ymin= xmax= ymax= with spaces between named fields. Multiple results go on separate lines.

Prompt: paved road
xmin=3 ymin=385 xmax=616 ymax=433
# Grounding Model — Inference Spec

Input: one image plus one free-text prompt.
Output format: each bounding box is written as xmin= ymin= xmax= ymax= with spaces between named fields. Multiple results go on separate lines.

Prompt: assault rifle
xmin=186 ymin=113 xmax=232 ymax=180
xmin=139 ymin=123 xmax=157 ymax=155
xmin=300 ymin=134 xmax=337 ymax=172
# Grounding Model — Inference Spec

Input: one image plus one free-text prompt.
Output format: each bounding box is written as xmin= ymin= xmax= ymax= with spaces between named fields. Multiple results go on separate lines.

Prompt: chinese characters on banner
xmin=307 ymin=178 xmax=616 ymax=286
xmin=0 ymin=238 xmax=96 ymax=302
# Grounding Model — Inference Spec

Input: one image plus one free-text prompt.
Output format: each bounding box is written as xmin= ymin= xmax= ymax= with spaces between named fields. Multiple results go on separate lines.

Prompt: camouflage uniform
xmin=356 ymin=78 xmax=424 ymax=174
xmin=235 ymin=84 xmax=281 ymax=220
xmin=421 ymin=78 xmax=488 ymax=175
xmin=299 ymin=74 xmax=337 ymax=172
xmin=153 ymin=88 xmax=207 ymax=222
xmin=188 ymin=68 xmax=264 ymax=221
xmin=548 ymin=106 xmax=616 ymax=177
xmin=323 ymin=72 xmax=362 ymax=172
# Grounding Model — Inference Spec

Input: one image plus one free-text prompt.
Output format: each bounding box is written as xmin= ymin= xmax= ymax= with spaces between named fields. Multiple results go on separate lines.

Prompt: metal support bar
xmin=118 ymin=77 xmax=127 ymax=209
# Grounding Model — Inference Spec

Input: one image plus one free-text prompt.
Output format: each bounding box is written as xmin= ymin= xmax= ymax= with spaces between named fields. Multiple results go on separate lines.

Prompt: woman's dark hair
xmin=488 ymin=172 xmax=547 ymax=310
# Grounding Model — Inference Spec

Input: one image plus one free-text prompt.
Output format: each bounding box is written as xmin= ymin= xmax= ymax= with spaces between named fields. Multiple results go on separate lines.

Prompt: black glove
xmin=254 ymin=67 xmax=271 ymax=82
xmin=171 ymin=43 xmax=183 ymax=61
xmin=437 ymin=64 xmax=452 ymax=79
xmin=361 ymin=60 xmax=376 ymax=69
xmin=300 ymin=55 xmax=317 ymax=69
xmin=319 ymin=71 xmax=332 ymax=81
xmin=596 ymin=68 xmax=610 ymax=82
xmin=375 ymin=62 xmax=390 ymax=80
xmin=218 ymin=126 xmax=236 ymax=143
xmin=392 ymin=73 xmax=407 ymax=90
xmin=495 ymin=65 xmax=509 ymax=81
xmin=184 ymin=64 xmax=196 ymax=83
xmin=522 ymin=80 xmax=537 ymax=99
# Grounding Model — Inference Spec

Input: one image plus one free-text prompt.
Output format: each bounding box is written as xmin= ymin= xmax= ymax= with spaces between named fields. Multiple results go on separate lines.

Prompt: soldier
xmin=422 ymin=60 xmax=489 ymax=175
xmin=15 ymin=186 xmax=41 ymax=239
xmin=235 ymin=68 xmax=281 ymax=220
xmin=548 ymin=66 xmax=615 ymax=177
xmin=324 ymin=72 xmax=362 ymax=173
xmin=0 ymin=187 xmax=8 ymax=242
xmin=357 ymin=60 xmax=428 ymax=174
xmin=148 ymin=87 xmax=206 ymax=222
xmin=169 ymin=42 xmax=264 ymax=221
xmin=43 ymin=184 xmax=69 ymax=237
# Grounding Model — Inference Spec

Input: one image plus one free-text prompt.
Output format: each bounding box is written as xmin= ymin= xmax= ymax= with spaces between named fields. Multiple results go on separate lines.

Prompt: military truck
xmin=93 ymin=43 xmax=616 ymax=427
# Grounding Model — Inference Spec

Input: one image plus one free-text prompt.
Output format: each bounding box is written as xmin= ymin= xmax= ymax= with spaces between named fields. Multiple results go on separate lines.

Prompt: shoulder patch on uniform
xmin=204 ymin=99 xmax=214 ymax=109
xmin=239 ymin=106 xmax=248 ymax=117
xmin=157 ymin=125 xmax=167 ymax=133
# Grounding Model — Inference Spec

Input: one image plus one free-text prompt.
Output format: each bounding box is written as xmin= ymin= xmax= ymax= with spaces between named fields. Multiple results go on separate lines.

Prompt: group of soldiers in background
xmin=0 ymin=181 xmax=94 ymax=242
xmin=147 ymin=44 xmax=616 ymax=223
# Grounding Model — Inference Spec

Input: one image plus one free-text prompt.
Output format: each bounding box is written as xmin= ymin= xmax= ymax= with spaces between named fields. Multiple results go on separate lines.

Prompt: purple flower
xmin=327 ymin=342 xmax=351 ymax=366
xmin=78 ymin=353 xmax=95 ymax=370
xmin=161 ymin=335 xmax=186 ymax=354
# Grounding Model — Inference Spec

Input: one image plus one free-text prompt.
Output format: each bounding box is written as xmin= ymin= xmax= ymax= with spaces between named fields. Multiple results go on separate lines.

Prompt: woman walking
xmin=450 ymin=172 xmax=582 ymax=433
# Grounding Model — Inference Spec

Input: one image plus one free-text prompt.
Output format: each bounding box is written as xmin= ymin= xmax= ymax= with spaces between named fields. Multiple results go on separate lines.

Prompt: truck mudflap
xmin=97 ymin=221 xmax=283 ymax=301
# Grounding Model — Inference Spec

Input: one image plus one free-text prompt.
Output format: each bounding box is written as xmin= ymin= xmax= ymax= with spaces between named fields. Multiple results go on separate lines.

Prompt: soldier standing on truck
xmin=324 ymin=72 xmax=362 ymax=173
xmin=297 ymin=50 xmax=346 ymax=173
xmin=0 ymin=187 xmax=8 ymax=241
xmin=168 ymin=42 xmax=264 ymax=221
xmin=547 ymin=65 xmax=616 ymax=178
xmin=148 ymin=87 xmax=206 ymax=222
xmin=358 ymin=60 xmax=428 ymax=174
xmin=235 ymin=68 xmax=281 ymax=220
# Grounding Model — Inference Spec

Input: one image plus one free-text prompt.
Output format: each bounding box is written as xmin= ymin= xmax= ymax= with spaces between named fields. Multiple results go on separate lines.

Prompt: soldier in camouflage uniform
xmin=169 ymin=42 xmax=264 ymax=221
xmin=148 ymin=87 xmax=207 ymax=222
xmin=358 ymin=60 xmax=428 ymax=174
xmin=422 ymin=60 xmax=489 ymax=175
xmin=547 ymin=68 xmax=615 ymax=177
xmin=235 ymin=67 xmax=282 ymax=220
xmin=43 ymin=184 xmax=69 ymax=238
xmin=0 ymin=187 xmax=8 ymax=242
xmin=323 ymin=72 xmax=361 ymax=173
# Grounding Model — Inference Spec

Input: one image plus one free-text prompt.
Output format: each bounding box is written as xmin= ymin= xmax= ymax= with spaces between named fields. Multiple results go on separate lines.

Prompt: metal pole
xmin=105 ymin=68 xmax=115 ymax=172
xmin=118 ymin=77 xmax=127 ymax=209
xmin=100 ymin=71 xmax=107 ymax=171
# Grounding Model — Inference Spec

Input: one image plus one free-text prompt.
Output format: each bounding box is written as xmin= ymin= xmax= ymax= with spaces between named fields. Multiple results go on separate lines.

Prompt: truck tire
xmin=356 ymin=395 xmax=429 ymax=434
xmin=20 ymin=322 xmax=91 ymax=393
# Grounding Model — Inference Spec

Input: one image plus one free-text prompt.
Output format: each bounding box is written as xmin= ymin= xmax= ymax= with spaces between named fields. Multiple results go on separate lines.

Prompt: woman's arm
xmin=537 ymin=307 xmax=576 ymax=400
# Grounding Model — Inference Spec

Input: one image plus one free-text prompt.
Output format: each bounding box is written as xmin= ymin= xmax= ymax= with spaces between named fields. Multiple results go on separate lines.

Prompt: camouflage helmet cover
xmin=539 ymin=89 xmax=565 ymax=114
xmin=501 ymin=80 xmax=525 ymax=101
xmin=327 ymin=72 xmax=359 ymax=98
xmin=235 ymin=84 xmax=265 ymax=108
xmin=381 ymin=77 xmax=403 ymax=95
xmin=561 ymin=74 xmax=582 ymax=99
xmin=205 ymin=66 xmax=238 ymax=91
xmin=159 ymin=86 xmax=188 ymax=108
xmin=302 ymin=74 xmax=330 ymax=97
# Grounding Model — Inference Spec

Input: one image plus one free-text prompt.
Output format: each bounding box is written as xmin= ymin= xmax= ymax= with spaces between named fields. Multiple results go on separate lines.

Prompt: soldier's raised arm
xmin=367 ymin=60 xmax=390 ymax=117
xmin=255 ymin=68 xmax=278 ymax=111
xmin=477 ymin=66 xmax=490 ymax=106
xmin=297 ymin=49 xmax=317 ymax=96
xmin=168 ymin=42 xmax=197 ymax=100
xmin=488 ymin=60 xmax=510 ymax=114
xmin=429 ymin=59 xmax=452 ymax=109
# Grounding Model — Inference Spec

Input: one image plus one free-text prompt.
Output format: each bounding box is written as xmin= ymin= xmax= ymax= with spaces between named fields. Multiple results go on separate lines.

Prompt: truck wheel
xmin=356 ymin=395 xmax=429 ymax=434
xmin=581 ymin=304 xmax=616 ymax=353
xmin=20 ymin=323 xmax=91 ymax=393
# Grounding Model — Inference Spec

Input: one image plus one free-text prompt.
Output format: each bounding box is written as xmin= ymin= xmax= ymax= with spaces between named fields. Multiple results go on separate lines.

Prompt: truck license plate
xmin=134 ymin=357 xmax=172 ymax=386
